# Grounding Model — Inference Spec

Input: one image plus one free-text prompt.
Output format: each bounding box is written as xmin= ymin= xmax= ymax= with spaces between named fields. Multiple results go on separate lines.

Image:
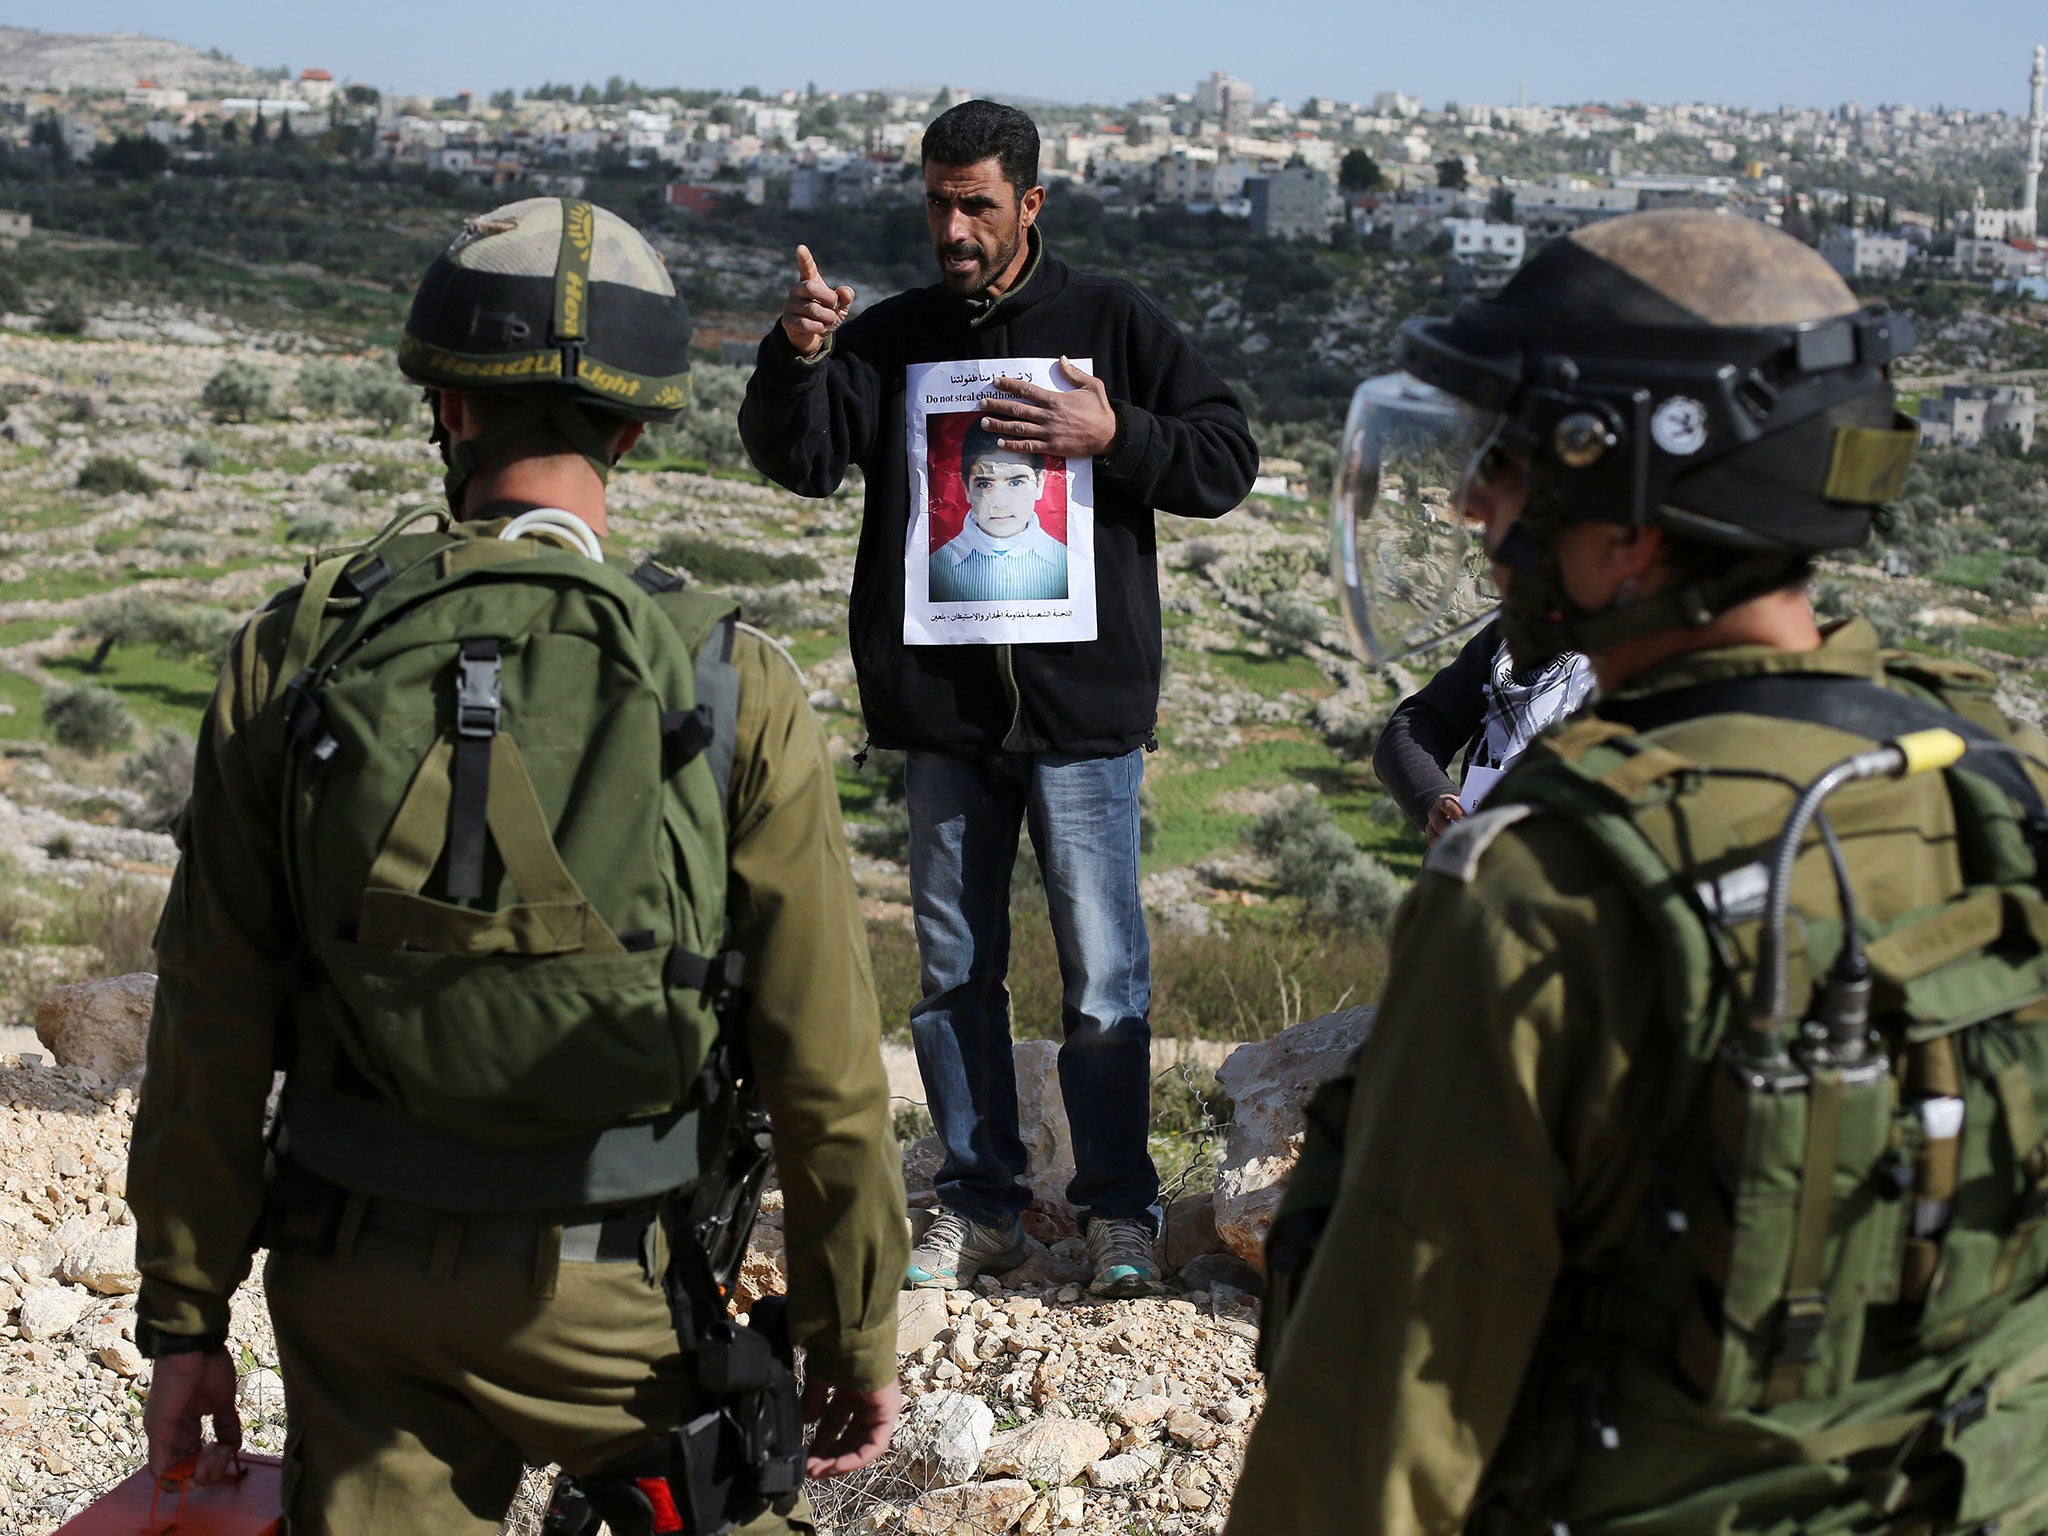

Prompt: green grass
xmin=44 ymin=644 xmax=216 ymax=734
xmin=0 ymin=668 xmax=42 ymax=739
xmin=1146 ymin=729 xmax=1413 ymax=873
xmin=1965 ymin=625 xmax=2048 ymax=659
xmin=780 ymin=627 xmax=846 ymax=671
xmin=1935 ymin=551 xmax=2010 ymax=589
xmin=865 ymin=900 xmax=1386 ymax=1044
xmin=1205 ymin=648 xmax=1332 ymax=700
xmin=0 ymin=569 xmax=130 ymax=604
xmin=836 ymin=753 xmax=896 ymax=824
xmin=0 ymin=619 xmax=64 ymax=647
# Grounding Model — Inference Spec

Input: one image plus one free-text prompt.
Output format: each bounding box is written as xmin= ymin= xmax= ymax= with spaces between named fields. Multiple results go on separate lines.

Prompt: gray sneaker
xmin=905 ymin=1208 xmax=1030 ymax=1290
xmin=1086 ymin=1216 xmax=1162 ymax=1298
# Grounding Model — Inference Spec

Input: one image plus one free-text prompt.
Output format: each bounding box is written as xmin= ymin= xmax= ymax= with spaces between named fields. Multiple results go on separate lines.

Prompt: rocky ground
xmin=0 ymin=990 xmax=1355 ymax=1536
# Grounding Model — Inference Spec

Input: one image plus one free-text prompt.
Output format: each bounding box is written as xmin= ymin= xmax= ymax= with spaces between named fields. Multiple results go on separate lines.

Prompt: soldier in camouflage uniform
xmin=129 ymin=199 xmax=906 ymax=1536
xmin=1231 ymin=210 xmax=2048 ymax=1536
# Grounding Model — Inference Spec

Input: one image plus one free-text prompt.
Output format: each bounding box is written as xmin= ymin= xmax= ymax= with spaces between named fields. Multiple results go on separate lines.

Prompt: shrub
xmin=180 ymin=440 xmax=221 ymax=471
xmin=285 ymin=512 xmax=340 ymax=545
xmin=652 ymin=534 xmax=822 ymax=586
xmin=76 ymin=454 xmax=158 ymax=496
xmin=121 ymin=727 xmax=196 ymax=830
xmin=201 ymin=360 xmax=280 ymax=423
xmin=43 ymin=683 xmax=137 ymax=754
xmin=157 ymin=532 xmax=210 ymax=562
xmin=1246 ymin=787 xmax=1409 ymax=932
xmin=0 ymin=267 xmax=22 ymax=313
xmin=1256 ymin=593 xmax=1328 ymax=656
xmin=350 ymin=374 xmax=421 ymax=431
xmin=1180 ymin=537 xmax=1224 ymax=573
xmin=77 ymin=593 xmax=239 ymax=670
xmin=49 ymin=875 xmax=163 ymax=975
xmin=734 ymin=584 xmax=811 ymax=630
xmin=1992 ymin=554 xmax=2048 ymax=609
xmin=1312 ymin=699 xmax=1381 ymax=761
xmin=346 ymin=462 xmax=413 ymax=493
xmin=296 ymin=358 xmax=356 ymax=415
xmin=43 ymin=292 xmax=87 ymax=334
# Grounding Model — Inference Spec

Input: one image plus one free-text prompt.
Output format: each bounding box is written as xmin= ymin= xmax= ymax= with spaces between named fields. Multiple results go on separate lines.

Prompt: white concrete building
xmin=1441 ymin=217 xmax=1527 ymax=269
xmin=1195 ymin=71 xmax=1254 ymax=134
xmin=1818 ymin=227 xmax=1911 ymax=279
xmin=1918 ymin=383 xmax=2037 ymax=452
xmin=1247 ymin=164 xmax=1334 ymax=240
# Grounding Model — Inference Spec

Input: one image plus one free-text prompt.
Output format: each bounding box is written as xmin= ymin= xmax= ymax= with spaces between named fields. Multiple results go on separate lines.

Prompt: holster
xmin=546 ymin=1292 xmax=804 ymax=1536
xmin=262 ymin=1154 xmax=346 ymax=1256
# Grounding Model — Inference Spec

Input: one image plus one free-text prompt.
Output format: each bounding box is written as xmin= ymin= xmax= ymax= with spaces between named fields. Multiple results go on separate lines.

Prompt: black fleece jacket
xmin=739 ymin=231 xmax=1257 ymax=756
xmin=1372 ymin=619 xmax=1498 ymax=828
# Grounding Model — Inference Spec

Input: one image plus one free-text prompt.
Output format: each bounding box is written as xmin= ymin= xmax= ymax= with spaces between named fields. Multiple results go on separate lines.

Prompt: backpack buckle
xmin=455 ymin=640 xmax=502 ymax=738
xmin=1773 ymin=1291 xmax=1827 ymax=1368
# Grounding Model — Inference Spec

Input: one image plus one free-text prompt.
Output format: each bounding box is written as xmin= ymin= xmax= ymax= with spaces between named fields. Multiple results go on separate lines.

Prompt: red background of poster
xmin=926 ymin=409 xmax=1068 ymax=551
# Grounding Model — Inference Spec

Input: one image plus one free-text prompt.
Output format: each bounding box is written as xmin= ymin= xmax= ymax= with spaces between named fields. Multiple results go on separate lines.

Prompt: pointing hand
xmin=780 ymin=244 xmax=855 ymax=357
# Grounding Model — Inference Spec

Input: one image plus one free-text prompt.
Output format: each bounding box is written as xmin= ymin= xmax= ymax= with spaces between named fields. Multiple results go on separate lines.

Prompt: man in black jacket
xmin=740 ymin=99 xmax=1255 ymax=1297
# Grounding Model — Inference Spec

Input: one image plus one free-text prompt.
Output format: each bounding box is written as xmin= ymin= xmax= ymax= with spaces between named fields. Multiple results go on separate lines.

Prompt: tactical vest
xmin=1470 ymin=658 xmax=2048 ymax=1536
xmin=267 ymin=508 xmax=745 ymax=1214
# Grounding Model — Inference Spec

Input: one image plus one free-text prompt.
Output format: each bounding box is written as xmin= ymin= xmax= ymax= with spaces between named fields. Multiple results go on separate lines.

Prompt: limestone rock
xmin=57 ymin=1226 xmax=139 ymax=1295
xmin=983 ymin=1416 xmax=1109 ymax=1486
xmin=1086 ymin=1447 xmax=1162 ymax=1489
xmin=896 ymin=1389 xmax=995 ymax=1489
xmin=1165 ymin=1406 xmax=1222 ymax=1450
xmin=896 ymin=1289 xmax=950 ymax=1355
xmin=95 ymin=1338 xmax=145 ymax=1378
xmin=1213 ymin=1007 xmax=1372 ymax=1272
xmin=1112 ymin=1393 xmax=1171 ymax=1428
xmin=1163 ymin=1190 xmax=1223 ymax=1275
xmin=1178 ymin=1251 xmax=1261 ymax=1296
xmin=1014 ymin=1039 xmax=1079 ymax=1242
xmin=17 ymin=1283 xmax=93 ymax=1340
xmin=903 ymin=1478 xmax=1034 ymax=1535
xmin=34 ymin=973 xmax=155 ymax=1080
xmin=236 ymin=1367 xmax=284 ymax=1418
xmin=903 ymin=1134 xmax=946 ymax=1195
xmin=733 ymin=1211 xmax=786 ymax=1313
xmin=998 ymin=1239 xmax=1088 ymax=1289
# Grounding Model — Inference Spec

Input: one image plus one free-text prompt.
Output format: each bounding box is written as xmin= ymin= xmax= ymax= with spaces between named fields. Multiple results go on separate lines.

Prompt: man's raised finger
xmin=796 ymin=244 xmax=822 ymax=284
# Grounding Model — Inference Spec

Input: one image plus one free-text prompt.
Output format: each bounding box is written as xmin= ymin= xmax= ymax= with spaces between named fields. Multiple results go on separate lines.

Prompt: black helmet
xmin=1332 ymin=210 xmax=1920 ymax=668
xmin=400 ymin=197 xmax=693 ymax=508
xmin=1395 ymin=209 xmax=1916 ymax=551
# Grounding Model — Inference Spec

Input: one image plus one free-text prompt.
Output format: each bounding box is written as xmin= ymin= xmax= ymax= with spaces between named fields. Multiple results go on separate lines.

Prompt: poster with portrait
xmin=904 ymin=357 xmax=1097 ymax=646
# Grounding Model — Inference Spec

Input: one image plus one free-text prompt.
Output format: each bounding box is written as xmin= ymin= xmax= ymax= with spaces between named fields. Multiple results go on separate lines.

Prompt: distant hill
xmin=0 ymin=26 xmax=278 ymax=94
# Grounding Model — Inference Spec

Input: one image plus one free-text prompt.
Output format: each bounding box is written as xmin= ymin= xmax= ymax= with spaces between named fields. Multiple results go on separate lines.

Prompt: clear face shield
xmin=1329 ymin=373 xmax=1502 ymax=667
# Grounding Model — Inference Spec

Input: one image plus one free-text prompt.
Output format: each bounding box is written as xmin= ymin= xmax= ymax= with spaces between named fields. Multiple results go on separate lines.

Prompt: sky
xmin=9 ymin=0 xmax=2048 ymax=116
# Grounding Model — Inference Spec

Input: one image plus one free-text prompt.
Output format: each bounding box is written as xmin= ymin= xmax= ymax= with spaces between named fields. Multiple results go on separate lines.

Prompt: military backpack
xmin=268 ymin=508 xmax=745 ymax=1211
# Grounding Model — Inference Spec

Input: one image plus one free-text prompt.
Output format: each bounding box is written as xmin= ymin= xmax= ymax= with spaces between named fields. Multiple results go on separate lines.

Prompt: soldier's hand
xmin=780 ymin=244 xmax=854 ymax=357
xmin=802 ymin=1377 xmax=900 ymax=1479
xmin=1425 ymin=793 xmax=1467 ymax=844
xmin=144 ymin=1348 xmax=243 ymax=1481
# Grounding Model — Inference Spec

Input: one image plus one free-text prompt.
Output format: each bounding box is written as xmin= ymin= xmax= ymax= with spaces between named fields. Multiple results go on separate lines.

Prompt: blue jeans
xmin=905 ymin=748 xmax=1158 ymax=1231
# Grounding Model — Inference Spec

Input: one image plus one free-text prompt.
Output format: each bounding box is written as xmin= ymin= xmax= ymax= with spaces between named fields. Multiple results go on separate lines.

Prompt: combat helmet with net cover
xmin=400 ymin=196 xmax=693 ymax=511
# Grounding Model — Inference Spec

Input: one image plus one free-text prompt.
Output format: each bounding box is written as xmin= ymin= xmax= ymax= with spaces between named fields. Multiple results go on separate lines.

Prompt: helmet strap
xmin=1495 ymin=509 xmax=1804 ymax=668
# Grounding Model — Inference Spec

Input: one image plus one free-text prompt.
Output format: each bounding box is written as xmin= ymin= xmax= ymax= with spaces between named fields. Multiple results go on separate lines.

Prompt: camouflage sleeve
xmin=130 ymin=597 xmax=299 ymax=1344
xmin=1225 ymin=817 xmax=1662 ymax=1536
xmin=724 ymin=625 xmax=905 ymax=1390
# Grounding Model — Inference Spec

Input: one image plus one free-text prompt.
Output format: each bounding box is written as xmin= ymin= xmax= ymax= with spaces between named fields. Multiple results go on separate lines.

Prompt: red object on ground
xmin=53 ymin=1452 xmax=282 ymax=1535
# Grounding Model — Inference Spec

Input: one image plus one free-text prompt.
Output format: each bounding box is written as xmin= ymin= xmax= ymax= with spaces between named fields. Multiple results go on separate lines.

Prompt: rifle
xmin=540 ymin=1033 xmax=803 ymax=1536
